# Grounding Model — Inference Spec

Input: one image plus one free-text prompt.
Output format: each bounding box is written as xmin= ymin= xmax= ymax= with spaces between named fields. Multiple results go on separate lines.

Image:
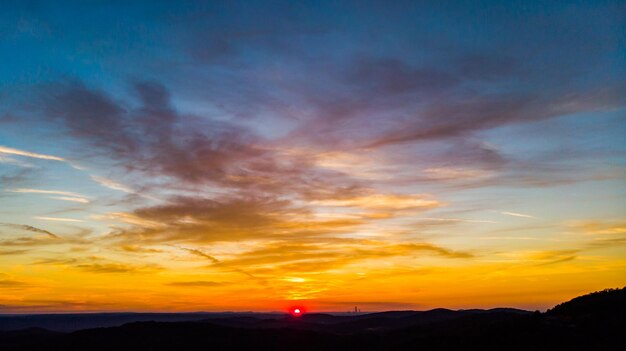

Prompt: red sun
xmin=290 ymin=307 xmax=305 ymax=316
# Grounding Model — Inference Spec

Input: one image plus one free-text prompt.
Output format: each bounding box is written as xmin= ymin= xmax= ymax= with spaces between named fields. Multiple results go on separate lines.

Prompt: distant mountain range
xmin=1 ymin=287 xmax=624 ymax=350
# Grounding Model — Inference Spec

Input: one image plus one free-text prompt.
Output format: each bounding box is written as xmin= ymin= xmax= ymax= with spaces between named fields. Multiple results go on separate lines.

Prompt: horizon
xmin=1 ymin=287 xmax=602 ymax=314
xmin=1 ymin=1 xmax=625 ymax=314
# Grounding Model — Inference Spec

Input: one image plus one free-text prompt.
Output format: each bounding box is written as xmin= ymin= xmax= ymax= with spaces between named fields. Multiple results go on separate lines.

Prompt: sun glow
xmin=290 ymin=307 xmax=305 ymax=316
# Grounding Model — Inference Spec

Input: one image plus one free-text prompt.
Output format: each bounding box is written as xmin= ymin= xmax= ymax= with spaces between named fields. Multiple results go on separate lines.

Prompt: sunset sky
xmin=0 ymin=0 xmax=625 ymax=313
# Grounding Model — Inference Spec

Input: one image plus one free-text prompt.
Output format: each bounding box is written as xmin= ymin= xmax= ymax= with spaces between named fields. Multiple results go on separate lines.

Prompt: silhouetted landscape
xmin=1 ymin=287 xmax=624 ymax=351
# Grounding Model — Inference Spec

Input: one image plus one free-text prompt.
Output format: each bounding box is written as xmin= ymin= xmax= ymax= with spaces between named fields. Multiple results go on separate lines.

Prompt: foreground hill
xmin=0 ymin=287 xmax=624 ymax=351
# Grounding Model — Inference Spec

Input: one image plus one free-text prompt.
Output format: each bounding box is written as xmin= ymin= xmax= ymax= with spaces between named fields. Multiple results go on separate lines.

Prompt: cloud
xmin=312 ymin=193 xmax=441 ymax=211
xmin=106 ymin=195 xmax=299 ymax=244
xmin=417 ymin=218 xmax=497 ymax=224
xmin=0 ymin=236 xmax=53 ymax=247
xmin=75 ymin=263 xmax=161 ymax=274
xmin=31 ymin=257 xmax=78 ymax=265
xmin=42 ymin=80 xmax=137 ymax=158
xmin=570 ymin=221 xmax=626 ymax=235
xmin=119 ymin=245 xmax=164 ymax=253
xmin=526 ymin=250 xmax=579 ymax=266
xmin=21 ymin=225 xmax=58 ymax=238
xmin=49 ymin=196 xmax=90 ymax=203
xmin=0 ymin=300 xmax=116 ymax=313
xmin=38 ymin=80 xmax=372 ymax=211
xmin=7 ymin=188 xmax=91 ymax=204
xmin=7 ymin=188 xmax=86 ymax=198
xmin=0 ymin=226 xmax=90 ymax=249
xmin=0 ymin=279 xmax=30 ymax=288
xmin=0 ymin=223 xmax=58 ymax=238
xmin=90 ymin=175 xmax=134 ymax=193
xmin=362 ymin=85 xmax=625 ymax=148
xmin=41 ymin=80 xmax=265 ymax=186
xmin=179 ymin=247 xmax=220 ymax=264
xmin=500 ymin=211 xmax=536 ymax=219
xmin=105 ymin=194 xmax=371 ymax=245
xmin=423 ymin=167 xmax=494 ymax=181
xmin=34 ymin=216 xmax=84 ymax=223
xmin=0 ymin=249 xmax=28 ymax=255
xmin=95 ymin=212 xmax=164 ymax=228
xmin=0 ymin=145 xmax=65 ymax=161
xmin=213 ymin=240 xmax=473 ymax=276
xmin=0 ymin=154 xmax=34 ymax=167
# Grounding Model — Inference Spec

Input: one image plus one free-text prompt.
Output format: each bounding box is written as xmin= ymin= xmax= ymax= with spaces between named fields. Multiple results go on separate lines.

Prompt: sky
xmin=0 ymin=0 xmax=625 ymax=313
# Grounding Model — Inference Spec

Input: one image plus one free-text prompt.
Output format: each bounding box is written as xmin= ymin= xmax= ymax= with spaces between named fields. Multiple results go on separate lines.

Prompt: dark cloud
xmin=43 ymin=81 xmax=136 ymax=157
xmin=1 ymin=223 xmax=58 ymax=238
xmin=40 ymin=79 xmax=373 ymax=204
xmin=364 ymin=84 xmax=626 ymax=148
xmin=41 ymin=80 xmax=264 ymax=185
xmin=179 ymin=247 xmax=220 ymax=264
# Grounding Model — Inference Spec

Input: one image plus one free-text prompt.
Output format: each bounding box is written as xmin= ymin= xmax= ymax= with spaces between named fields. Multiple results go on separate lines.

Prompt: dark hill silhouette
xmin=0 ymin=312 xmax=282 ymax=332
xmin=547 ymin=287 xmax=626 ymax=318
xmin=0 ymin=287 xmax=624 ymax=350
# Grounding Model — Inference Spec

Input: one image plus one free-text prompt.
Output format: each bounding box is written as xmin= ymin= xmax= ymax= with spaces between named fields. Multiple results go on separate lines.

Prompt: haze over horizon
xmin=0 ymin=0 xmax=625 ymax=314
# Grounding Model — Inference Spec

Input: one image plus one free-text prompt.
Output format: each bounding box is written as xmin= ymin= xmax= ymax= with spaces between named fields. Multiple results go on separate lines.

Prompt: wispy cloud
xmin=49 ymin=196 xmax=90 ymax=204
xmin=33 ymin=227 xmax=59 ymax=238
xmin=7 ymin=188 xmax=90 ymax=204
xmin=0 ymin=145 xmax=65 ymax=161
xmin=312 ymin=194 xmax=441 ymax=211
xmin=0 ymin=249 xmax=28 ymax=256
xmin=569 ymin=220 xmax=626 ymax=235
xmin=120 ymin=245 xmax=164 ymax=253
xmin=90 ymin=175 xmax=134 ymax=193
xmin=8 ymin=188 xmax=86 ymax=198
xmin=417 ymin=217 xmax=498 ymax=224
xmin=500 ymin=211 xmax=536 ymax=219
xmin=75 ymin=263 xmax=161 ymax=274
xmin=34 ymin=216 xmax=84 ymax=223
xmin=0 ymin=154 xmax=34 ymax=167
xmin=526 ymin=250 xmax=578 ymax=266
xmin=0 ymin=223 xmax=58 ymax=238
xmin=179 ymin=247 xmax=220 ymax=264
